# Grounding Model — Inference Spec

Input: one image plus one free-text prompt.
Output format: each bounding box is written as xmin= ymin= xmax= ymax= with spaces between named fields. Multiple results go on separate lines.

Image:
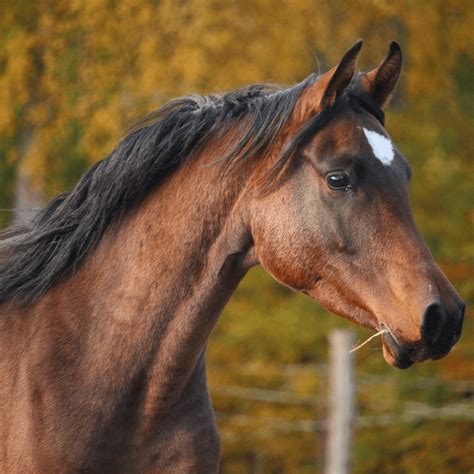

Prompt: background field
xmin=1 ymin=1 xmax=472 ymax=472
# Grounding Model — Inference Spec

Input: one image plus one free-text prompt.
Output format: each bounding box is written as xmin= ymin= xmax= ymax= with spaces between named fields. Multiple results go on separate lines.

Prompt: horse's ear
xmin=362 ymin=41 xmax=402 ymax=108
xmin=292 ymin=40 xmax=363 ymax=123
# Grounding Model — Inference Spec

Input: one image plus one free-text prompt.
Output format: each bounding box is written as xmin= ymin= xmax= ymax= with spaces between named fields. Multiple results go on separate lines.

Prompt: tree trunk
xmin=14 ymin=129 xmax=42 ymax=224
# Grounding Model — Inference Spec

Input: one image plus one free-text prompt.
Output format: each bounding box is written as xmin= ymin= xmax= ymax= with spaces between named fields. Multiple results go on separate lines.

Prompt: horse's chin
xmin=382 ymin=334 xmax=414 ymax=369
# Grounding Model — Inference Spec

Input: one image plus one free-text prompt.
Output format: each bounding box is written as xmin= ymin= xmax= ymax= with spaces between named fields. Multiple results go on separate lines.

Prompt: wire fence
xmin=210 ymin=367 xmax=474 ymax=438
xmin=216 ymin=401 xmax=473 ymax=439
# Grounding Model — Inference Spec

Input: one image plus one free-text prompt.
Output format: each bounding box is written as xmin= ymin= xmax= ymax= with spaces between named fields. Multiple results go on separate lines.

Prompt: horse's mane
xmin=0 ymin=75 xmax=383 ymax=305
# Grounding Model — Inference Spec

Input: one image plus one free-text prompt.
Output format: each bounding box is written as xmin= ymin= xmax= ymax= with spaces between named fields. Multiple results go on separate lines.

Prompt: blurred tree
xmin=0 ymin=0 xmax=472 ymax=471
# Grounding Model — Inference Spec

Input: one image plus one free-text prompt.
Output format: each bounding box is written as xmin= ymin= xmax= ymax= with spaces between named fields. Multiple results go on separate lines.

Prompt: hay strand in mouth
xmin=350 ymin=329 xmax=388 ymax=353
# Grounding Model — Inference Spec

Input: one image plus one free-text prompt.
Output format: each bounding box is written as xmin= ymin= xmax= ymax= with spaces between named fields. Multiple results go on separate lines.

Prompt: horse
xmin=0 ymin=40 xmax=464 ymax=473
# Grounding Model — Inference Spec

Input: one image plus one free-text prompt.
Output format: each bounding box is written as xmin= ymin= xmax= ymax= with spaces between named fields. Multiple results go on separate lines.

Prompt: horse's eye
xmin=326 ymin=173 xmax=351 ymax=190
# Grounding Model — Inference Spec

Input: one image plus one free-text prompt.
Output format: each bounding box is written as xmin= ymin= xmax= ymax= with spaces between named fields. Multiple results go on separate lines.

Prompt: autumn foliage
xmin=0 ymin=1 xmax=472 ymax=472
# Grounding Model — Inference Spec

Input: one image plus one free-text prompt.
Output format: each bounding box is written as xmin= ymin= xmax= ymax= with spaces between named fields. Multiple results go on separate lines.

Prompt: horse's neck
xmin=27 ymin=156 xmax=253 ymax=418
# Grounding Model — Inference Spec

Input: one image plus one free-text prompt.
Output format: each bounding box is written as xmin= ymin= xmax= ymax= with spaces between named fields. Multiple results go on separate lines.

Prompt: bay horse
xmin=0 ymin=41 xmax=464 ymax=473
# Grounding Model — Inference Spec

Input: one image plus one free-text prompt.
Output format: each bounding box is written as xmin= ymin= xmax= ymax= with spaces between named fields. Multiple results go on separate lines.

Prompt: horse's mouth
xmin=380 ymin=323 xmax=414 ymax=369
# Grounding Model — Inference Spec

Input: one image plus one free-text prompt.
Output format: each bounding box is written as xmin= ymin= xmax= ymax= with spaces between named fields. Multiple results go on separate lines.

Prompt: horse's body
xmin=0 ymin=42 xmax=464 ymax=472
xmin=0 ymin=152 xmax=240 ymax=471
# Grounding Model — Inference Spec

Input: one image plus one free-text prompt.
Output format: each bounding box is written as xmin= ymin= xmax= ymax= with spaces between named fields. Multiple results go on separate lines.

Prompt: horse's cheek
xmin=254 ymin=228 xmax=320 ymax=292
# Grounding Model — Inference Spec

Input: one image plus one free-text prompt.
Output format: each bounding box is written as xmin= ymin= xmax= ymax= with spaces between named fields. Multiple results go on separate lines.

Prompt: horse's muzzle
xmin=382 ymin=299 xmax=465 ymax=369
xmin=422 ymin=300 xmax=465 ymax=360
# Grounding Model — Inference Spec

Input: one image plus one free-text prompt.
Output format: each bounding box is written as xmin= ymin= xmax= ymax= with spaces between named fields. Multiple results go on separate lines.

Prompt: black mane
xmin=0 ymin=75 xmax=383 ymax=305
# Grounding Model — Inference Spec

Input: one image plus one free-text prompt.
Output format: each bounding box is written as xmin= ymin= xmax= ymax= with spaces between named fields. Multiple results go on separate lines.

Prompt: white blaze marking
xmin=363 ymin=128 xmax=395 ymax=166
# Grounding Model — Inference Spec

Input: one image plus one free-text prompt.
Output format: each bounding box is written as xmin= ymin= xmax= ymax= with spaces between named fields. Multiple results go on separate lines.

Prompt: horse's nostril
xmin=422 ymin=302 xmax=446 ymax=344
xmin=453 ymin=301 xmax=465 ymax=343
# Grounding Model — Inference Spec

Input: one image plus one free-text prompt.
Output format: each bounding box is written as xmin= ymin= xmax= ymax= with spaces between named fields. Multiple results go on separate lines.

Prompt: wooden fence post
xmin=325 ymin=330 xmax=354 ymax=474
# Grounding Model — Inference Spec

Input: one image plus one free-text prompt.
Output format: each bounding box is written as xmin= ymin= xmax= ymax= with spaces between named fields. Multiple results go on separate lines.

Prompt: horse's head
xmin=249 ymin=41 xmax=464 ymax=368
